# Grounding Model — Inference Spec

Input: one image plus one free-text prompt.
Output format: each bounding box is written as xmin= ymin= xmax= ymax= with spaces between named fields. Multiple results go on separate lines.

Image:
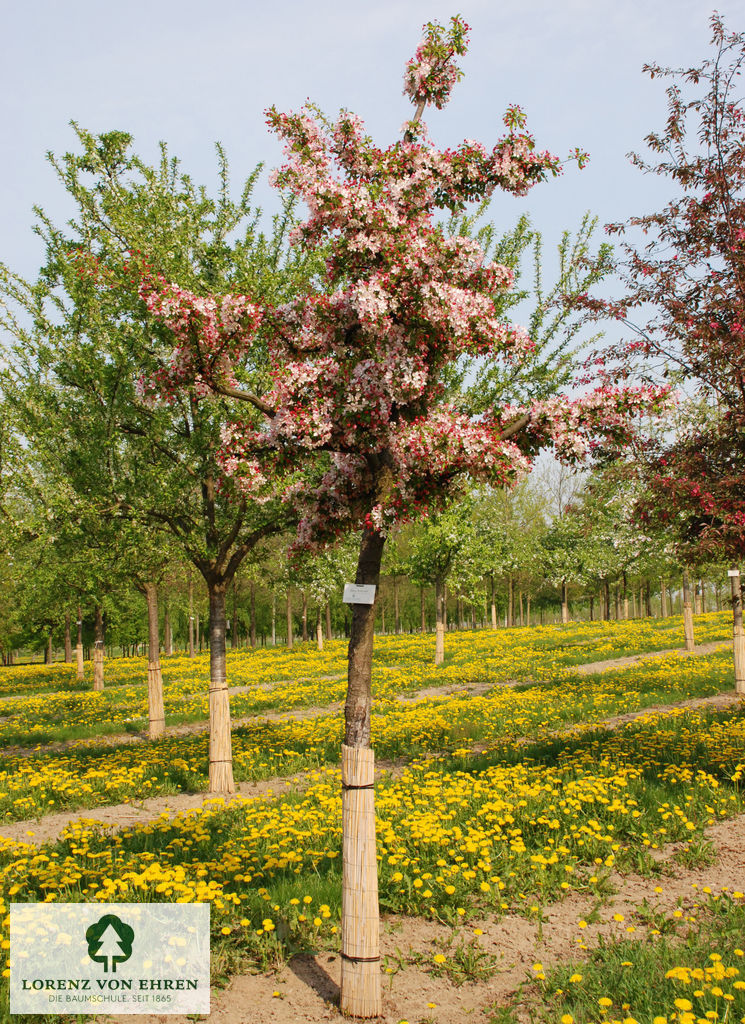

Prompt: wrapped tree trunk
xmin=64 ymin=613 xmax=72 ymax=663
xmin=163 ymin=598 xmax=173 ymax=657
xmin=434 ymin=578 xmax=445 ymax=665
xmin=340 ymin=526 xmax=384 ymax=1019
xmin=208 ymin=581 xmax=235 ymax=793
xmin=526 ymin=594 xmax=531 ymax=627
xmin=623 ymin=572 xmax=629 ymax=620
xmin=316 ymin=605 xmax=324 ymax=651
xmin=326 ymin=602 xmax=332 ymax=641
xmin=682 ymin=570 xmax=695 ymax=652
xmin=76 ymin=605 xmax=85 ymax=682
xmin=561 ymin=580 xmax=569 ymax=624
xmin=188 ymin=576 xmax=195 ymax=658
xmin=144 ymin=582 xmax=166 ymax=740
xmin=660 ymin=579 xmax=668 ymax=618
xmin=730 ymin=569 xmax=745 ymax=694
xmin=250 ymin=583 xmax=257 ymax=648
xmin=490 ymin=576 xmax=498 ymax=629
xmin=518 ymin=591 xmax=524 ymax=627
xmin=286 ymin=590 xmax=294 ymax=649
xmin=93 ymin=605 xmax=105 ymax=692
xmin=302 ymin=590 xmax=308 ymax=642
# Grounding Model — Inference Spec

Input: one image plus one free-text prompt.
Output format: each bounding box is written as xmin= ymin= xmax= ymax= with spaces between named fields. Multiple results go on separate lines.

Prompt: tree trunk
xmin=603 ymin=579 xmax=611 ymax=622
xmin=518 ymin=590 xmax=524 ymax=627
xmin=286 ymin=590 xmax=294 ymax=649
xmin=682 ymin=570 xmax=695 ymax=652
xmin=442 ymin=584 xmax=448 ymax=631
xmin=250 ymin=583 xmax=257 ymax=648
xmin=660 ymin=578 xmax=668 ymax=618
xmin=208 ymin=582 xmax=235 ymax=793
xmin=508 ymin=576 xmax=514 ymax=628
xmin=93 ymin=605 xmax=105 ymax=691
xmin=420 ymin=587 xmax=426 ymax=634
xmin=716 ymin=581 xmax=722 ymax=612
xmin=589 ymin=595 xmax=594 ymax=621
xmin=231 ymin=580 xmax=238 ymax=649
xmin=393 ymin=578 xmax=400 ymax=634
xmin=45 ymin=628 xmax=53 ymax=664
xmin=164 ymin=598 xmax=173 ymax=657
xmin=144 ymin=582 xmax=165 ymax=740
xmin=730 ymin=569 xmax=745 ymax=694
xmin=302 ymin=590 xmax=308 ymax=642
xmin=64 ymin=613 xmax=72 ymax=663
xmin=561 ymin=580 xmax=569 ymax=625
xmin=341 ymin=526 xmax=384 ymax=1018
xmin=526 ymin=593 xmax=531 ymax=627
xmin=490 ymin=576 xmax=497 ymax=629
xmin=614 ymin=585 xmax=620 ymax=620
xmin=434 ymin=578 xmax=446 ymax=665
xmin=380 ymin=601 xmax=385 ymax=635
xmin=699 ymin=578 xmax=706 ymax=614
xmin=622 ymin=571 xmax=629 ymax=620
xmin=76 ymin=605 xmax=85 ymax=682
xmin=188 ymin=576 xmax=195 ymax=659
xmin=326 ymin=602 xmax=332 ymax=641
xmin=645 ymin=581 xmax=652 ymax=618
xmin=317 ymin=605 xmax=324 ymax=651
xmin=272 ymin=593 xmax=277 ymax=646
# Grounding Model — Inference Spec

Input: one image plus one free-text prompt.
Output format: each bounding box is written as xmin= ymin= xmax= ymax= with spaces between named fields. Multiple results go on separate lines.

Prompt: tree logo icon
xmin=85 ymin=914 xmax=134 ymax=973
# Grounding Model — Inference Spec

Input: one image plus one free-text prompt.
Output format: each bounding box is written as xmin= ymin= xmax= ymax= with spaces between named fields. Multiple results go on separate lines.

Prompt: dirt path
xmin=98 ymin=810 xmax=745 ymax=1024
xmin=575 ymin=638 xmax=730 ymax=674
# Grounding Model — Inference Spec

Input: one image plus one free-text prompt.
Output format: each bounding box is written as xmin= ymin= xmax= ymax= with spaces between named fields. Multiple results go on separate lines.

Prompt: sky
xmin=2 ymin=0 xmax=742 ymax=299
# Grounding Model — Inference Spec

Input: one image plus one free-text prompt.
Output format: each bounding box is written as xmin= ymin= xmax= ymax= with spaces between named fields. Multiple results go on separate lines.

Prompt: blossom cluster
xmin=140 ymin=19 xmax=664 ymax=550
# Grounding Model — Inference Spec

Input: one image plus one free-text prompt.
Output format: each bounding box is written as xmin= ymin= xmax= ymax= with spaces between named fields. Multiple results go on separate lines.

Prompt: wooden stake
xmin=730 ymin=569 xmax=745 ymax=694
xmin=340 ymin=744 xmax=380 ymax=1018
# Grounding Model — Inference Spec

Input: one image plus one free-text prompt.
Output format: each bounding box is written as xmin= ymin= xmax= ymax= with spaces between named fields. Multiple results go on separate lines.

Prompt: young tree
xmin=0 ymin=132 xmax=321 ymax=789
xmin=140 ymin=18 xmax=668 ymax=1015
xmin=581 ymin=15 xmax=745 ymax=688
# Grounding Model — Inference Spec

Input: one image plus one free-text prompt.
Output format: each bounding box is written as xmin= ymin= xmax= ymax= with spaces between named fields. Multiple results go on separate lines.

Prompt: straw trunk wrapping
xmin=340 ymin=743 xmax=381 ymax=1018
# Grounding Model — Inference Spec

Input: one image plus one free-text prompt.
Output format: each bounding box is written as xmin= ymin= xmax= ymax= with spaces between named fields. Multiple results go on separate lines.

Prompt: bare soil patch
xmin=98 ymin=812 xmax=745 ymax=1024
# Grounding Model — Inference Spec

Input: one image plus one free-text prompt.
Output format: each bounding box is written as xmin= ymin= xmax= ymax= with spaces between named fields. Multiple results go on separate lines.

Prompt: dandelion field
xmin=1 ymin=613 xmax=744 ymax=1024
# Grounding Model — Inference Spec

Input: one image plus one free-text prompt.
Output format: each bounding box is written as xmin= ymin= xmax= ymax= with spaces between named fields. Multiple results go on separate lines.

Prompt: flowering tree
xmin=140 ymin=16 xmax=668 ymax=1015
xmin=576 ymin=15 xmax=745 ymax=688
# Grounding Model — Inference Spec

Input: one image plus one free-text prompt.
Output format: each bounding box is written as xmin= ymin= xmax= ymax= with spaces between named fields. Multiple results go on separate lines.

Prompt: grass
xmin=524 ymin=893 xmax=745 ymax=1024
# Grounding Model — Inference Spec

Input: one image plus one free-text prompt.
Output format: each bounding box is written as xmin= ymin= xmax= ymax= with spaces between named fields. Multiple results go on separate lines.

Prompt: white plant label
xmin=728 ymin=569 xmax=741 ymax=577
xmin=343 ymin=583 xmax=377 ymax=605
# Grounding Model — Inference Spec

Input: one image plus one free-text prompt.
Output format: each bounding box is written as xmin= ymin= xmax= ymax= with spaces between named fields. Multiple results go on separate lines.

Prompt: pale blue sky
xmin=2 ymin=0 xmax=742 ymax=292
